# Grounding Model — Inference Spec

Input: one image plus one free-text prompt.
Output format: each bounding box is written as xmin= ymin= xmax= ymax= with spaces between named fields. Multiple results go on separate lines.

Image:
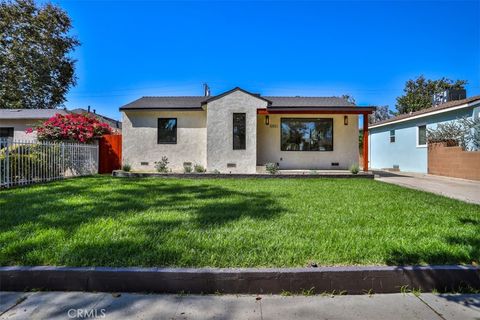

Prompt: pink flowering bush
xmin=27 ymin=113 xmax=112 ymax=143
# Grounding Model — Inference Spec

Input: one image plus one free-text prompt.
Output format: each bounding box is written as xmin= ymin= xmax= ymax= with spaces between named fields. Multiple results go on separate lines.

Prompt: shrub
xmin=183 ymin=163 xmax=193 ymax=173
xmin=350 ymin=163 xmax=360 ymax=174
xmin=194 ymin=164 xmax=206 ymax=173
xmin=122 ymin=163 xmax=131 ymax=172
xmin=212 ymin=169 xmax=221 ymax=174
xmin=27 ymin=113 xmax=112 ymax=143
xmin=155 ymin=156 xmax=169 ymax=173
xmin=265 ymin=162 xmax=279 ymax=174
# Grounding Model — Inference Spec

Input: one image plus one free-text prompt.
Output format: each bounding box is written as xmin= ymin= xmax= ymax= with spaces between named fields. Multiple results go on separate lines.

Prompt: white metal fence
xmin=0 ymin=139 xmax=98 ymax=188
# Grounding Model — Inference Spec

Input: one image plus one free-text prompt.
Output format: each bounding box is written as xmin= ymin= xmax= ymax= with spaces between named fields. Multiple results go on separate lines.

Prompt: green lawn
xmin=0 ymin=176 xmax=478 ymax=267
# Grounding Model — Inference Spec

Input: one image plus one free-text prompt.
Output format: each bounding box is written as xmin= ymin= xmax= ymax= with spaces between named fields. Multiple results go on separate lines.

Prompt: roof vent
xmin=432 ymin=89 xmax=466 ymax=106
xmin=203 ymin=83 xmax=211 ymax=97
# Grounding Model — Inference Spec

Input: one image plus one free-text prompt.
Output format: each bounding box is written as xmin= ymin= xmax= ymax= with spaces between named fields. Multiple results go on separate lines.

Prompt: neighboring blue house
xmin=369 ymin=95 xmax=480 ymax=173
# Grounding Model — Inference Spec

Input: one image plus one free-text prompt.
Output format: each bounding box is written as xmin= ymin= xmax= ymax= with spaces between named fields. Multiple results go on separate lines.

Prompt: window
xmin=418 ymin=125 xmax=427 ymax=146
xmin=233 ymin=113 xmax=246 ymax=150
xmin=157 ymin=118 xmax=177 ymax=144
xmin=0 ymin=127 xmax=14 ymax=139
xmin=390 ymin=130 xmax=395 ymax=143
xmin=281 ymin=118 xmax=333 ymax=151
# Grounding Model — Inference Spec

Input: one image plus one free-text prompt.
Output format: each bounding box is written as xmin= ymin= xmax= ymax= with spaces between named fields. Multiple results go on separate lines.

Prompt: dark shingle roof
xmin=0 ymin=109 xmax=68 ymax=119
xmin=120 ymin=94 xmax=355 ymax=110
xmin=370 ymin=95 xmax=480 ymax=128
xmin=120 ymin=96 xmax=206 ymax=110
xmin=265 ymin=96 xmax=355 ymax=108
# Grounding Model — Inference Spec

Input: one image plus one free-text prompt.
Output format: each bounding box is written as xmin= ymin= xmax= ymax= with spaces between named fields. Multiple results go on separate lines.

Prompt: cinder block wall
xmin=428 ymin=143 xmax=480 ymax=180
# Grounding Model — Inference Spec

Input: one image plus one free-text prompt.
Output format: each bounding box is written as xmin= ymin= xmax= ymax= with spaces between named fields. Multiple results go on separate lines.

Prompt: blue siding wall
xmin=369 ymin=107 xmax=477 ymax=173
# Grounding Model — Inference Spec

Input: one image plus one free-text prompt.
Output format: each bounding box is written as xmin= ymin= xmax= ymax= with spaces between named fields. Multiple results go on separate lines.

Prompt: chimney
xmin=203 ymin=83 xmax=211 ymax=97
xmin=93 ymin=109 xmax=96 ymax=114
xmin=87 ymin=105 xmax=91 ymax=113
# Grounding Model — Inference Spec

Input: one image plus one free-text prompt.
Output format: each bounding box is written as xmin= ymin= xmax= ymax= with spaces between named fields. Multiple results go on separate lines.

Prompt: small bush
xmin=122 ymin=163 xmax=131 ymax=172
xmin=212 ymin=169 xmax=221 ymax=174
xmin=194 ymin=164 xmax=206 ymax=173
xmin=265 ymin=162 xmax=279 ymax=174
xmin=155 ymin=156 xmax=169 ymax=173
xmin=183 ymin=163 xmax=193 ymax=173
xmin=349 ymin=163 xmax=360 ymax=174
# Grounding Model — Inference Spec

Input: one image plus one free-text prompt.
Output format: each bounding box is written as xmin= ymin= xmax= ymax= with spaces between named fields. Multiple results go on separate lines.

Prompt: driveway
xmin=1 ymin=291 xmax=479 ymax=320
xmin=374 ymin=171 xmax=480 ymax=205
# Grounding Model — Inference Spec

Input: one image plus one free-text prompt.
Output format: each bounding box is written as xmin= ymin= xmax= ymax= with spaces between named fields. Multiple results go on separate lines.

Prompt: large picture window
xmin=233 ymin=113 xmax=246 ymax=150
xmin=281 ymin=118 xmax=333 ymax=151
xmin=157 ymin=118 xmax=177 ymax=144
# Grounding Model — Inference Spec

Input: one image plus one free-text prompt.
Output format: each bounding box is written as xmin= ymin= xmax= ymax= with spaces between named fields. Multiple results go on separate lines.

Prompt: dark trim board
xmin=112 ymin=171 xmax=374 ymax=179
xmin=1 ymin=266 xmax=478 ymax=294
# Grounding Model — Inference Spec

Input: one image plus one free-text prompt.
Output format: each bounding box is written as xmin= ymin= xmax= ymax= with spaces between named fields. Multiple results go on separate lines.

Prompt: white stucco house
xmin=0 ymin=109 xmax=69 ymax=141
xmin=120 ymin=87 xmax=375 ymax=173
xmin=0 ymin=108 xmax=121 ymax=142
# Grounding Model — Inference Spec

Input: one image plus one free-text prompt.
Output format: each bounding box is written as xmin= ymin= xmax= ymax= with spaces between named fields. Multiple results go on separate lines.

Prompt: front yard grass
xmin=0 ymin=176 xmax=478 ymax=267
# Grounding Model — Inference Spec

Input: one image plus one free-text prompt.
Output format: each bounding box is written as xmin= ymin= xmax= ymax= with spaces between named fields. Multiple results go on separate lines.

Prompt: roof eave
xmin=369 ymin=99 xmax=480 ymax=129
xmin=120 ymin=107 xmax=204 ymax=111
xmin=201 ymin=87 xmax=272 ymax=105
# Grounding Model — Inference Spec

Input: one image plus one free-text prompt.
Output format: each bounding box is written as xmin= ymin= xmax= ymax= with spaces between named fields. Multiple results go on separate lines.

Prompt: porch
xmin=255 ymin=107 xmax=374 ymax=171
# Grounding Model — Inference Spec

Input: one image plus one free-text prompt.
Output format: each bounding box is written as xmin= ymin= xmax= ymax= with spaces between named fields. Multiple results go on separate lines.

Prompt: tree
xmin=427 ymin=116 xmax=480 ymax=151
xmin=341 ymin=94 xmax=356 ymax=105
xmin=27 ymin=113 xmax=112 ymax=143
xmin=369 ymin=105 xmax=393 ymax=124
xmin=395 ymin=75 xmax=467 ymax=114
xmin=0 ymin=0 xmax=79 ymax=109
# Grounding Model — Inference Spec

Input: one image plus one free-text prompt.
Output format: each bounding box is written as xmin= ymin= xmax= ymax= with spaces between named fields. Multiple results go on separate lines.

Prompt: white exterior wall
xmin=0 ymin=119 xmax=39 ymax=141
xmin=122 ymin=110 xmax=206 ymax=172
xmin=257 ymin=114 xmax=359 ymax=169
xmin=206 ymin=91 xmax=268 ymax=173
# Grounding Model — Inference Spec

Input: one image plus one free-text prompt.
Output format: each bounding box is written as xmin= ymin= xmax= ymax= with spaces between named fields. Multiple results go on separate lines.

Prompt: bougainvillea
xmin=26 ymin=113 xmax=112 ymax=143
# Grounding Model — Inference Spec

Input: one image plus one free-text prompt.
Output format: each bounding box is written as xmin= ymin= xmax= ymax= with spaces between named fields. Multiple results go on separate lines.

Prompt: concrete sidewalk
xmin=1 ymin=291 xmax=479 ymax=320
xmin=374 ymin=170 xmax=480 ymax=205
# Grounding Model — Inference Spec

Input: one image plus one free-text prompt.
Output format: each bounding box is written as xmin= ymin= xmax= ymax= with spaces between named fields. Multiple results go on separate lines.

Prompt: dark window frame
xmin=390 ymin=129 xmax=395 ymax=143
xmin=233 ymin=113 xmax=246 ymax=150
xmin=280 ymin=118 xmax=334 ymax=152
xmin=0 ymin=127 xmax=14 ymax=139
xmin=157 ymin=118 xmax=177 ymax=144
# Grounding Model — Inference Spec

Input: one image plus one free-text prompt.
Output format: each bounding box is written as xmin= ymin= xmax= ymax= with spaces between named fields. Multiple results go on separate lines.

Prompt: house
xmin=70 ymin=107 xmax=122 ymax=133
xmin=0 ymin=109 xmax=68 ymax=141
xmin=0 ymin=108 xmax=122 ymax=142
xmin=120 ymin=87 xmax=375 ymax=173
xmin=369 ymin=95 xmax=480 ymax=173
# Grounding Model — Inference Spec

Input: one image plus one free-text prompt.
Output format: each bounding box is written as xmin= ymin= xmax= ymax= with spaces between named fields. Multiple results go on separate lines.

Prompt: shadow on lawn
xmin=0 ymin=176 xmax=285 ymax=266
xmin=386 ymin=215 xmax=480 ymax=266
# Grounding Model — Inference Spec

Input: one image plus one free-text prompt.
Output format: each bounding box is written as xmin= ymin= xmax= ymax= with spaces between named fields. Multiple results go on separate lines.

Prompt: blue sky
xmin=50 ymin=0 xmax=479 ymax=120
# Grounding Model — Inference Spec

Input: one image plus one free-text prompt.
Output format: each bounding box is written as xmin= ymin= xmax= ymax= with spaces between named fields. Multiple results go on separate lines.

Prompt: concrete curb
xmin=112 ymin=171 xmax=374 ymax=179
xmin=1 ymin=266 xmax=478 ymax=294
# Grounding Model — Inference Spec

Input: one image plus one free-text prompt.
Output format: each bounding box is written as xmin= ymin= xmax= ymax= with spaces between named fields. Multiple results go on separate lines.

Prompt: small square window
xmin=0 ymin=127 xmax=14 ymax=139
xmin=389 ymin=130 xmax=395 ymax=143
